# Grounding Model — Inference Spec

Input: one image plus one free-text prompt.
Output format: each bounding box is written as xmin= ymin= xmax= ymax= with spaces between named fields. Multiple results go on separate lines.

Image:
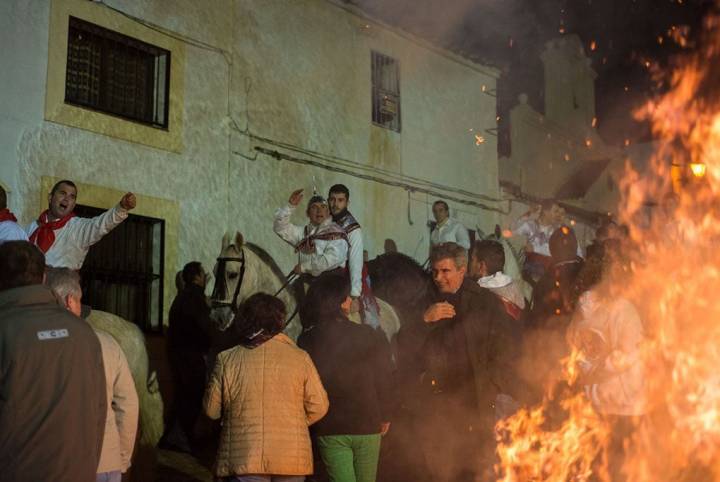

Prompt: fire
xmin=495 ymin=6 xmax=720 ymax=482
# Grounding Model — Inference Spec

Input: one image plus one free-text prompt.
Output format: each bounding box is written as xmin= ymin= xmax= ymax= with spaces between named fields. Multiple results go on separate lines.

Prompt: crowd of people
xmin=0 ymin=180 xmax=646 ymax=482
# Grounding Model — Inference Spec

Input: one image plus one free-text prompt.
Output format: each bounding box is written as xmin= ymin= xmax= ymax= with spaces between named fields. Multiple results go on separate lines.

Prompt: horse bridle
xmin=212 ymin=248 xmax=246 ymax=312
xmin=212 ymin=248 xmax=300 ymax=328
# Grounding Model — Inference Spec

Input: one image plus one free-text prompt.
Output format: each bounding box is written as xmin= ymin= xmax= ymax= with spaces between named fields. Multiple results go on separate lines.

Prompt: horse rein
xmin=212 ymin=249 xmax=299 ymax=328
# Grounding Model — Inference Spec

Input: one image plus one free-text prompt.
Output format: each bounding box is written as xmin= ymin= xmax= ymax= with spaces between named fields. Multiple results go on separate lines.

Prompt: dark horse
xmin=366 ymin=253 xmax=438 ymax=482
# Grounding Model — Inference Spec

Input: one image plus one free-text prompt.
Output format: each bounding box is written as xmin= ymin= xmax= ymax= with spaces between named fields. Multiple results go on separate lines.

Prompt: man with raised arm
xmin=274 ymin=188 xmax=349 ymax=277
xmin=26 ymin=179 xmax=136 ymax=269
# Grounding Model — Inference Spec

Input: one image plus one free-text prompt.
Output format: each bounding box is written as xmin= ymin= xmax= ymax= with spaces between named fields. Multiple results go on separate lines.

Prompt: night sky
xmin=352 ymin=0 xmax=714 ymax=147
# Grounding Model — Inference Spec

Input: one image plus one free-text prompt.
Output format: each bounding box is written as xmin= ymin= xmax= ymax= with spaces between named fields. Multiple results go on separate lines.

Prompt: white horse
xmin=86 ymin=310 xmax=164 ymax=448
xmin=210 ymin=232 xmax=401 ymax=342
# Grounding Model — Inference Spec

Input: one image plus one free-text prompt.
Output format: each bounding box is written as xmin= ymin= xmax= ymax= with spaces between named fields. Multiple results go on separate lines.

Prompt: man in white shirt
xmin=468 ymin=239 xmax=526 ymax=322
xmin=0 ymin=186 xmax=28 ymax=244
xmin=328 ymin=185 xmax=363 ymax=299
xmin=328 ymin=183 xmax=381 ymax=328
xmin=430 ymin=200 xmax=470 ymax=250
xmin=26 ymin=180 xmax=136 ymax=269
xmin=274 ymin=188 xmax=349 ymax=277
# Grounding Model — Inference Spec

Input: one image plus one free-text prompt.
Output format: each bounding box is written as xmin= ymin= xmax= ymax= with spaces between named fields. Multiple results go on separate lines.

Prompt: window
xmin=76 ymin=205 xmax=165 ymax=332
xmin=65 ymin=16 xmax=171 ymax=129
xmin=371 ymin=51 xmax=401 ymax=132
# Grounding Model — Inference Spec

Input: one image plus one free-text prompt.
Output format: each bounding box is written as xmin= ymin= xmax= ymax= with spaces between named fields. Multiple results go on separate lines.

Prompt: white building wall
xmin=0 ymin=0 xmax=502 ymax=320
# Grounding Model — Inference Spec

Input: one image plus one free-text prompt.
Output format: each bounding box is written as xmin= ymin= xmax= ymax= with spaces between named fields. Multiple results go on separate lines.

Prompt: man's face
xmin=432 ymin=257 xmax=466 ymax=294
xmin=432 ymin=204 xmax=449 ymax=223
xmin=468 ymin=254 xmax=487 ymax=279
xmin=328 ymin=192 xmax=348 ymax=216
xmin=549 ymin=204 xmax=565 ymax=224
xmin=48 ymin=183 xmax=77 ymax=220
xmin=307 ymin=202 xmax=329 ymax=226
xmin=194 ymin=267 xmax=208 ymax=288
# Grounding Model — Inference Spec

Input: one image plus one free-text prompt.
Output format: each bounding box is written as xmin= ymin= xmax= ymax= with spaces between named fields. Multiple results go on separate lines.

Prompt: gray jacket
xmin=0 ymin=285 xmax=107 ymax=482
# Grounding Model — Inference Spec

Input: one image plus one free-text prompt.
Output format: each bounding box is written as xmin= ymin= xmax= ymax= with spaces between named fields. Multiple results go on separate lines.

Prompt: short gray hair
xmin=430 ymin=242 xmax=467 ymax=269
xmin=46 ymin=267 xmax=82 ymax=300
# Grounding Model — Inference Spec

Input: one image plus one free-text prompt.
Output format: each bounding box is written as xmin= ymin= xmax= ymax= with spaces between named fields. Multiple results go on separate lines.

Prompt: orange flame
xmin=495 ymin=6 xmax=720 ymax=482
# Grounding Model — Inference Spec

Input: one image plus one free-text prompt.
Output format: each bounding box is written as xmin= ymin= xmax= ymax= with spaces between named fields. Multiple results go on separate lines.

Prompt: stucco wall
xmin=1 ymin=0 xmax=501 ymax=323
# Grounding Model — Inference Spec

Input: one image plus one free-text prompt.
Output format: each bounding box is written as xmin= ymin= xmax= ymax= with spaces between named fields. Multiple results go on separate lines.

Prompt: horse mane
xmin=367 ymin=252 xmax=433 ymax=318
xmin=369 ymin=252 xmax=424 ymax=277
xmin=245 ymin=242 xmax=303 ymax=300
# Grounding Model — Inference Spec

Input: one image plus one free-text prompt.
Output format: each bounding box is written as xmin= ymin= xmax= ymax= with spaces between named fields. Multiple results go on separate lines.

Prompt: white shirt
xmin=430 ymin=217 xmax=470 ymax=250
xmin=273 ymin=204 xmax=349 ymax=276
xmin=0 ymin=220 xmax=29 ymax=244
xmin=514 ymin=218 xmax=583 ymax=257
xmin=345 ymin=228 xmax=363 ymax=297
xmin=514 ymin=218 xmax=554 ymax=256
xmin=26 ymin=205 xmax=128 ymax=269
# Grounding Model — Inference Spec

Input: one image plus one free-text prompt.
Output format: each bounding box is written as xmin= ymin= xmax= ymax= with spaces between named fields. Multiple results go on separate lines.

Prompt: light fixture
xmin=689 ymin=162 xmax=707 ymax=178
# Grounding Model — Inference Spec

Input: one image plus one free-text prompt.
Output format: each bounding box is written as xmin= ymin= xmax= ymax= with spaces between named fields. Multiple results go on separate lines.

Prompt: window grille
xmin=65 ymin=16 xmax=170 ymax=129
xmin=371 ymin=51 xmax=401 ymax=132
xmin=76 ymin=205 xmax=165 ymax=332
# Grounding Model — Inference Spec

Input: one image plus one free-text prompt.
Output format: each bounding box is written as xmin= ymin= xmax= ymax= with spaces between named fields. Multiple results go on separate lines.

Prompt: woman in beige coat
xmin=204 ymin=293 xmax=329 ymax=482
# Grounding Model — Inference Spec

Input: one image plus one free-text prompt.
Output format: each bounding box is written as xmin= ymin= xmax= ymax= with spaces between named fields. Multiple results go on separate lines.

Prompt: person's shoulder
xmin=462 ymin=278 xmax=495 ymax=298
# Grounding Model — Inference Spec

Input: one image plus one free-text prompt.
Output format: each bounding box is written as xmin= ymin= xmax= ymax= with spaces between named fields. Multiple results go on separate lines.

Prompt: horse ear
xmin=235 ymin=231 xmax=244 ymax=248
xmin=222 ymin=232 xmax=232 ymax=250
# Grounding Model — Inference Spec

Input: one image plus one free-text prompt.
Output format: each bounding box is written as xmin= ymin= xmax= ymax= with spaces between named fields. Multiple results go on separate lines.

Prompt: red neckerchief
xmin=29 ymin=209 xmax=76 ymax=253
xmin=0 ymin=208 xmax=17 ymax=223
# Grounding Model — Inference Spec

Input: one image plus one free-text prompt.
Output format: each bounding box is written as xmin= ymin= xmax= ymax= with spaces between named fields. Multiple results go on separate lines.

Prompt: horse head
xmin=211 ymin=231 xmax=247 ymax=311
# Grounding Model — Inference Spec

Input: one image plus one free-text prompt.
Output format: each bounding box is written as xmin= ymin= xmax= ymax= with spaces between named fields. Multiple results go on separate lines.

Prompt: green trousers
xmin=316 ymin=434 xmax=382 ymax=482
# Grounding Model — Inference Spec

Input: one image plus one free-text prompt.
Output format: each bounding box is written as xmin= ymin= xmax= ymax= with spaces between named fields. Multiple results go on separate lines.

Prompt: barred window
xmin=76 ymin=205 xmax=165 ymax=332
xmin=371 ymin=51 xmax=401 ymax=132
xmin=65 ymin=16 xmax=170 ymax=129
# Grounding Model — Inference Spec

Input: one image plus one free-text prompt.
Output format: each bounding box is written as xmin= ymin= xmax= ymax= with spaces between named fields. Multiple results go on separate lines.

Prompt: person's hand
xmin=293 ymin=263 xmax=303 ymax=275
xmin=423 ymin=302 xmax=455 ymax=323
xmin=380 ymin=422 xmax=391 ymax=436
xmin=120 ymin=192 xmax=136 ymax=210
xmin=350 ymin=297 xmax=361 ymax=313
xmin=289 ymin=189 xmax=304 ymax=207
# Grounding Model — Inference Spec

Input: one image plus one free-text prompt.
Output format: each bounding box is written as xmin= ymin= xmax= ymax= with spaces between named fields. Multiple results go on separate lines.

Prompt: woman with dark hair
xmin=204 ymin=293 xmax=329 ymax=482
xmin=298 ymin=274 xmax=394 ymax=482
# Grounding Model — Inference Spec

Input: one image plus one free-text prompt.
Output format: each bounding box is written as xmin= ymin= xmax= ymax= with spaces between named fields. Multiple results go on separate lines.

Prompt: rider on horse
xmin=273 ymin=188 xmax=349 ymax=279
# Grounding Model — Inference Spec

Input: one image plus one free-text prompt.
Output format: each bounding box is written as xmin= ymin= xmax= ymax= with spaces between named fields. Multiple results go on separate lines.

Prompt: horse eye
xmin=228 ymin=272 xmax=239 ymax=279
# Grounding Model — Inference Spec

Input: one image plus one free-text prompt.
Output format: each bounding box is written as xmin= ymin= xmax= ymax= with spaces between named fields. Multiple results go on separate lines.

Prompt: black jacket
xmin=423 ymin=279 xmax=524 ymax=421
xmin=298 ymin=316 xmax=394 ymax=436
xmin=167 ymin=284 xmax=212 ymax=361
xmin=530 ymin=257 xmax=584 ymax=330
xmin=0 ymin=285 xmax=107 ymax=482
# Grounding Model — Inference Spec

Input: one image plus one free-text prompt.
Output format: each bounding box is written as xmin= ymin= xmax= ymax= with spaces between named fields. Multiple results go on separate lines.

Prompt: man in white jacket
xmin=430 ymin=200 xmax=470 ymax=250
xmin=46 ymin=267 xmax=139 ymax=482
xmin=26 ymin=179 xmax=136 ymax=269
xmin=274 ymin=188 xmax=348 ymax=278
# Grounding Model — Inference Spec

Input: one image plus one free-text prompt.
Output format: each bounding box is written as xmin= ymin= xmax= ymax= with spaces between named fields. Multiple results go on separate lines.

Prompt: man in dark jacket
xmin=420 ymin=242 xmax=522 ymax=482
xmin=529 ymin=225 xmax=584 ymax=329
xmin=0 ymin=241 xmax=107 ymax=482
xmin=163 ymin=261 xmax=212 ymax=452
xmin=297 ymin=273 xmax=393 ymax=482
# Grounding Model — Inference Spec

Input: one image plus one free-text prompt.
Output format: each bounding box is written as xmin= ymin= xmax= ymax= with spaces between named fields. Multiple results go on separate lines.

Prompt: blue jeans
xmin=96 ymin=471 xmax=121 ymax=482
xmin=223 ymin=476 xmax=305 ymax=482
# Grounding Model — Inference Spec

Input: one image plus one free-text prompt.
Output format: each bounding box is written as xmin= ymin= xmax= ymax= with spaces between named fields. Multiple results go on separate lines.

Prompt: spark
xmin=475 ymin=134 xmax=485 ymax=145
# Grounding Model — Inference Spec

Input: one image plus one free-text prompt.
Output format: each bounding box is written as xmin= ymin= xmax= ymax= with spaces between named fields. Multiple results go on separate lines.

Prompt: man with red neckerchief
xmin=26 ymin=180 xmax=136 ymax=269
xmin=0 ymin=185 xmax=28 ymax=244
